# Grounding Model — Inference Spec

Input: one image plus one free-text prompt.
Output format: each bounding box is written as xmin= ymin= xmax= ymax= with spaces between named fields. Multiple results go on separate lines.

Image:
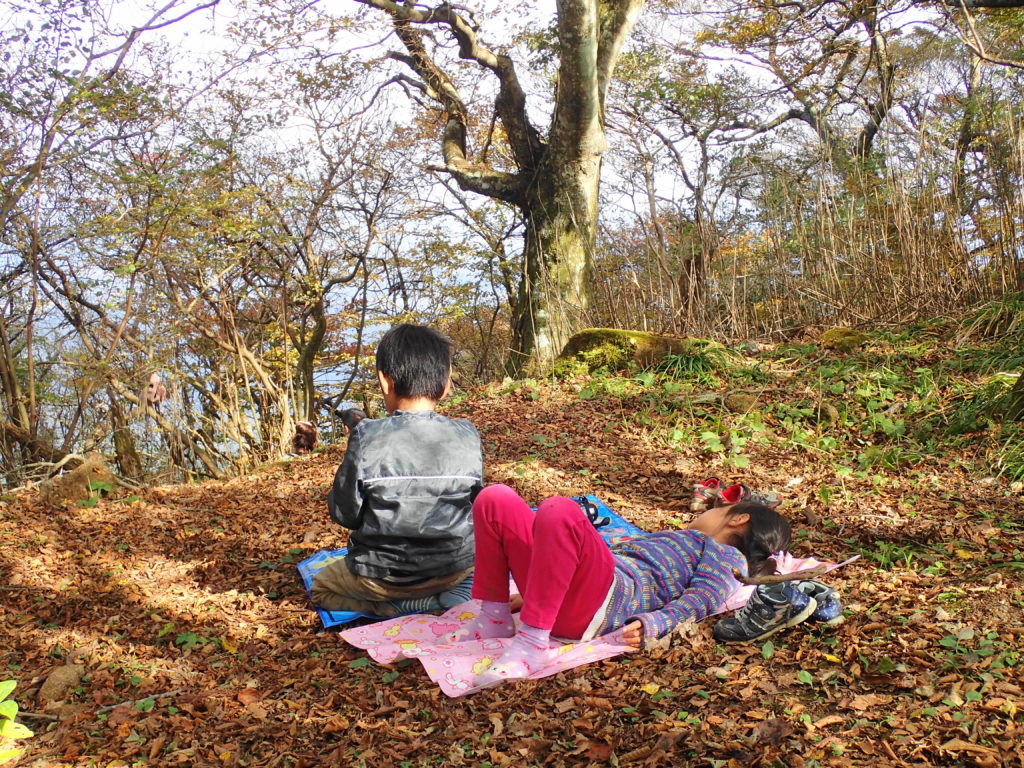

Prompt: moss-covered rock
xmin=821 ymin=327 xmax=869 ymax=352
xmin=557 ymin=328 xmax=720 ymax=373
xmin=724 ymin=392 xmax=759 ymax=413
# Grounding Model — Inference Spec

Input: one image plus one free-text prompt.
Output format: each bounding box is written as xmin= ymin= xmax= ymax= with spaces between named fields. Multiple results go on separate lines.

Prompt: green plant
xmin=655 ymin=343 xmax=735 ymax=385
xmin=174 ymin=632 xmax=211 ymax=652
xmin=949 ymin=373 xmax=1019 ymax=434
xmin=0 ymin=680 xmax=34 ymax=764
xmin=865 ymin=542 xmax=917 ymax=569
xmin=995 ymin=424 xmax=1024 ymax=482
xmin=959 ymin=293 xmax=1024 ymax=340
xmin=77 ymin=479 xmax=113 ymax=508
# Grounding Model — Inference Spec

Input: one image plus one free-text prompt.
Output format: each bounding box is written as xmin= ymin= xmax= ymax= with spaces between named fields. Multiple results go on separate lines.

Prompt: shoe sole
xmin=744 ymin=597 xmax=818 ymax=642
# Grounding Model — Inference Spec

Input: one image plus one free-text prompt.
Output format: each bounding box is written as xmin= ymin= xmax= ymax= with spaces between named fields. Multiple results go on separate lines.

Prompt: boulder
xmin=557 ymin=329 xmax=723 ymax=373
xmin=821 ymin=327 xmax=869 ymax=353
xmin=37 ymin=664 xmax=85 ymax=705
xmin=39 ymin=453 xmax=116 ymax=507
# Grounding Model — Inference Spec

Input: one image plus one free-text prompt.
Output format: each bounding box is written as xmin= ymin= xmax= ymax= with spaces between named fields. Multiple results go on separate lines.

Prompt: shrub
xmin=0 ymin=680 xmax=33 ymax=765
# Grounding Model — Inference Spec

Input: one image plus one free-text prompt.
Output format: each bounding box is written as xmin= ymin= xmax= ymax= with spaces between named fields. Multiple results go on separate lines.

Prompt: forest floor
xmin=2 ymin=324 xmax=1023 ymax=767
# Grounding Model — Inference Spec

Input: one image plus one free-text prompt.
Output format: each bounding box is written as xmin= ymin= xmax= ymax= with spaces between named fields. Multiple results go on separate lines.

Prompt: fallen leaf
xmin=584 ymin=741 xmax=614 ymax=761
xmin=236 ymin=688 xmax=261 ymax=705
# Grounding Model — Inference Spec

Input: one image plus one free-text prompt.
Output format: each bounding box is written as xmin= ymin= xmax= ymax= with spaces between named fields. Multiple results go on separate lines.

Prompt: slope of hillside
xmin=2 ymin=331 xmax=1023 ymax=767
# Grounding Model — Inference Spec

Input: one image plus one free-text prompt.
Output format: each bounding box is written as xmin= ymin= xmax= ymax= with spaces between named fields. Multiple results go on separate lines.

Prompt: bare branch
xmin=596 ymin=0 xmax=646 ymax=114
xmin=353 ymin=0 xmax=536 ymax=197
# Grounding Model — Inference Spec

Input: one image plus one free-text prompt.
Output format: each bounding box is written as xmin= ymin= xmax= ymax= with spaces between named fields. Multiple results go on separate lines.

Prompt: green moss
xmin=558 ymin=328 xmax=719 ymax=372
xmin=821 ymin=327 xmax=869 ymax=352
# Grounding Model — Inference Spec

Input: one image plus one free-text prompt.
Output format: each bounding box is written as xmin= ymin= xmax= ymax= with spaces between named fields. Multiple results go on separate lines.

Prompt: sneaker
xmin=715 ymin=483 xmax=781 ymax=509
xmin=712 ymin=582 xmax=817 ymax=642
xmin=795 ymin=581 xmax=844 ymax=626
xmin=691 ymin=478 xmax=722 ymax=512
xmin=716 ymin=482 xmax=745 ymax=505
xmin=573 ymin=496 xmax=610 ymax=529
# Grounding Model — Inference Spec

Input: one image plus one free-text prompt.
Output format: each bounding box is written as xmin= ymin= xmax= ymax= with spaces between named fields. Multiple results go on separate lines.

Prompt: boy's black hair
xmin=375 ymin=324 xmax=452 ymax=401
xmin=338 ymin=407 xmax=368 ymax=431
xmin=725 ymin=502 xmax=792 ymax=578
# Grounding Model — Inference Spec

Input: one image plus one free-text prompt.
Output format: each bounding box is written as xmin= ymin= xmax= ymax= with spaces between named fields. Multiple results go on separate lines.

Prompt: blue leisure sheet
xmin=298 ymin=494 xmax=644 ymax=629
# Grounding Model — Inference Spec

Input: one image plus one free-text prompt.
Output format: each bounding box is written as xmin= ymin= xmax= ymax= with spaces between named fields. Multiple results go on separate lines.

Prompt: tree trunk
xmin=295 ymin=296 xmax=327 ymax=421
xmin=353 ymin=0 xmax=643 ymax=373
xmin=509 ymin=164 xmax=600 ymax=373
xmin=109 ymin=391 xmax=143 ymax=481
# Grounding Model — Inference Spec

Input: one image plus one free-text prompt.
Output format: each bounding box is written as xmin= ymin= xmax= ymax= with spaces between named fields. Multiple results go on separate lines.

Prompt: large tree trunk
xmin=510 ymin=163 xmax=601 ymax=373
xmin=353 ymin=0 xmax=643 ymax=373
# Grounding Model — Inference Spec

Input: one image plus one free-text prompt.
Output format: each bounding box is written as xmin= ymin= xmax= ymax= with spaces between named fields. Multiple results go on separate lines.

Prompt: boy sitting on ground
xmin=311 ymin=324 xmax=483 ymax=617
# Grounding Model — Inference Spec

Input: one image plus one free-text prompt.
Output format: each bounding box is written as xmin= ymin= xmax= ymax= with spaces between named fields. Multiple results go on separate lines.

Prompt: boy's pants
xmin=311 ymin=558 xmax=473 ymax=616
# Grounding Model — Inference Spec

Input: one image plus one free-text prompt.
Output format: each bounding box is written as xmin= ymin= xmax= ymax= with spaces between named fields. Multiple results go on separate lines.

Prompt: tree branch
xmin=596 ymin=0 xmax=646 ymax=115
xmin=353 ymin=0 xmax=536 ymax=200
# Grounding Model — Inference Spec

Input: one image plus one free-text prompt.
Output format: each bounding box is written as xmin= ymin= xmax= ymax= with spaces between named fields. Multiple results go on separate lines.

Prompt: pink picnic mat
xmin=340 ymin=553 xmax=856 ymax=697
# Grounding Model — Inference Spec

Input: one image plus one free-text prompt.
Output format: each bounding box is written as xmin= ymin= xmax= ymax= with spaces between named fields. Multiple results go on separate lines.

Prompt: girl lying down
xmin=448 ymin=484 xmax=792 ymax=685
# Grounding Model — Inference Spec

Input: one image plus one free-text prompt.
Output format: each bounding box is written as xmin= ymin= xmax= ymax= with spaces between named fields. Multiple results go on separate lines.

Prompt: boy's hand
xmin=621 ymin=621 xmax=643 ymax=648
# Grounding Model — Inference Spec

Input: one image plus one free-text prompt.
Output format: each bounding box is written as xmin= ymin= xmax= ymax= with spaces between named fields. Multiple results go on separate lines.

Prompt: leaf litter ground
xmin=2 ymin=343 xmax=1023 ymax=767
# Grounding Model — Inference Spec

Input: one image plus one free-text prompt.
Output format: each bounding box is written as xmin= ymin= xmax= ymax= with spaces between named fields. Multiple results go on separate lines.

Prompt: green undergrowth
xmin=558 ymin=310 xmax=1024 ymax=487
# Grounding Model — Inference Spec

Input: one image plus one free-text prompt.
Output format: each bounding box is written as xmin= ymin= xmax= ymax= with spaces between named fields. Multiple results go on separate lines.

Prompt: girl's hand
xmin=509 ymin=594 xmax=524 ymax=612
xmin=621 ymin=621 xmax=643 ymax=648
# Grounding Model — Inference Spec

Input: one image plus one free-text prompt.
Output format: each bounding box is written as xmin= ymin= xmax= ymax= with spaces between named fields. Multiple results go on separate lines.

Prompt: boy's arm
xmin=326 ymin=428 xmax=363 ymax=529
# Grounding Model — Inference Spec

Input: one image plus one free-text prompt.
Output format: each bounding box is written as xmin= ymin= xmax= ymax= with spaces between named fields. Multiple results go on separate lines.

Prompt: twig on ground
xmin=17 ymin=711 xmax=60 ymax=721
xmin=97 ymin=688 xmax=183 ymax=713
xmin=733 ymin=564 xmax=828 ymax=585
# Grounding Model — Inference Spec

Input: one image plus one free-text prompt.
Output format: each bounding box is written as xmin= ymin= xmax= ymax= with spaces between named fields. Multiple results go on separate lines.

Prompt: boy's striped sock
xmin=386 ymin=594 xmax=443 ymax=615
xmin=438 ymin=572 xmax=474 ymax=609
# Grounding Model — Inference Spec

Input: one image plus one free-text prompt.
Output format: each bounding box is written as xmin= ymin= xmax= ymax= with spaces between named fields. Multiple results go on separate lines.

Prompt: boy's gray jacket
xmin=327 ymin=410 xmax=483 ymax=581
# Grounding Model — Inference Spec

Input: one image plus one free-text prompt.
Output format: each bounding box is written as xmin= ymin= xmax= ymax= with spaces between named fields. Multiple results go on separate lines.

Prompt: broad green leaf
xmin=135 ymin=698 xmax=156 ymax=712
xmin=760 ymin=640 xmax=775 ymax=659
xmin=0 ymin=700 xmax=16 ymax=720
xmin=796 ymin=670 xmax=813 ymax=685
xmin=0 ymin=746 xmax=26 ymax=763
xmin=347 ymin=657 xmax=370 ymax=669
xmin=1 ymin=719 xmax=32 ymax=739
xmin=0 ymin=681 xmax=15 ymax=701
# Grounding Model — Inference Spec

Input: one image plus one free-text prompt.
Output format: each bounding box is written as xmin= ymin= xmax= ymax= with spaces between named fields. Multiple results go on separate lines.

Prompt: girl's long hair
xmin=725 ymin=502 xmax=792 ymax=577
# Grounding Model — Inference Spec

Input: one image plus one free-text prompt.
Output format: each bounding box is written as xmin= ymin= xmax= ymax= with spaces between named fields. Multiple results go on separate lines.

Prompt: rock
xmin=37 ymin=664 xmax=85 ymax=704
xmin=39 ymin=453 xmax=116 ymax=507
xmin=557 ymin=328 xmax=726 ymax=372
xmin=821 ymin=327 xmax=869 ymax=352
xmin=816 ymin=403 xmax=841 ymax=423
xmin=724 ymin=393 xmax=758 ymax=413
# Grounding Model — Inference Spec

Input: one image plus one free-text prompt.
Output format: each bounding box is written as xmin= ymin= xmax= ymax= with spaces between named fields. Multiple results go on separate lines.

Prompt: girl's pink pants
xmin=471 ymin=484 xmax=615 ymax=639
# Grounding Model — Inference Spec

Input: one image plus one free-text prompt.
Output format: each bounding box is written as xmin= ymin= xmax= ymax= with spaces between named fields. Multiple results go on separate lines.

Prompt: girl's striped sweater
xmin=598 ymin=530 xmax=747 ymax=639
